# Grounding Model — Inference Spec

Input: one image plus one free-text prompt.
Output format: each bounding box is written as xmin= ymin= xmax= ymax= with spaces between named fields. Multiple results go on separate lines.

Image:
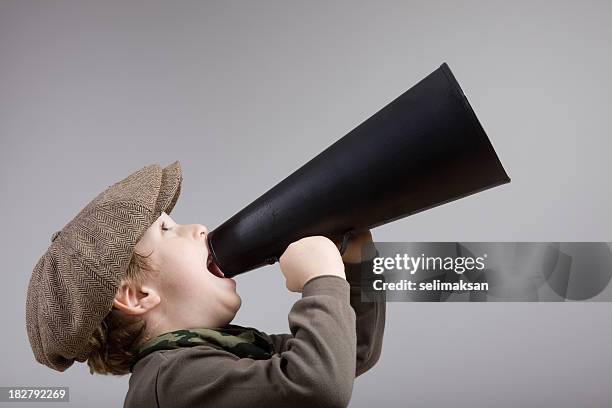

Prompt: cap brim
xmin=155 ymin=160 xmax=183 ymax=217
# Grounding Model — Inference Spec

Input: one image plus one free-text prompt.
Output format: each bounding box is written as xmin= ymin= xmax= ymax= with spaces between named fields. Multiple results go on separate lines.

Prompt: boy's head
xmin=114 ymin=211 xmax=240 ymax=333
xmin=26 ymin=161 xmax=240 ymax=376
xmin=87 ymin=211 xmax=241 ymax=374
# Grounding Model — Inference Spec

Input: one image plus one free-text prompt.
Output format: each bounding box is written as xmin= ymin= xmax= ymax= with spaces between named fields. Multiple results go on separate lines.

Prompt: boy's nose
xmin=197 ymin=225 xmax=209 ymax=238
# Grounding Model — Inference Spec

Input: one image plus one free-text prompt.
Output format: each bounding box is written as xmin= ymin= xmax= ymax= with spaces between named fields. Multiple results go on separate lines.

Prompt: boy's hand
xmin=279 ymin=236 xmax=346 ymax=293
xmin=334 ymin=230 xmax=375 ymax=264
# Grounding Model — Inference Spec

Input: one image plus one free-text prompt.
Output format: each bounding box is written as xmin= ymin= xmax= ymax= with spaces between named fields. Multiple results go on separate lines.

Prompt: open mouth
xmin=207 ymin=253 xmax=225 ymax=278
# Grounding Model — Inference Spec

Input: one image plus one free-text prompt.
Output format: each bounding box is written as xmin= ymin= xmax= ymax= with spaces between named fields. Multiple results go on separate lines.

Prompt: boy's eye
xmin=161 ymin=223 xmax=169 ymax=231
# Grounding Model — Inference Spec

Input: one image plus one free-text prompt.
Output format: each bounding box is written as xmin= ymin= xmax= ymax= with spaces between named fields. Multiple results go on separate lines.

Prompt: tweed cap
xmin=25 ymin=161 xmax=183 ymax=372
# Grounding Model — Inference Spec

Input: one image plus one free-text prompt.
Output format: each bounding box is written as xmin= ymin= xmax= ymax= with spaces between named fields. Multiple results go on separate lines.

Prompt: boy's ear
xmin=113 ymin=280 xmax=161 ymax=316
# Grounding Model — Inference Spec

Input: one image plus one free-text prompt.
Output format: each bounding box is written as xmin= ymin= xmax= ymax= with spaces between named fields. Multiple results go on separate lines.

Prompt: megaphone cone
xmin=208 ymin=62 xmax=510 ymax=278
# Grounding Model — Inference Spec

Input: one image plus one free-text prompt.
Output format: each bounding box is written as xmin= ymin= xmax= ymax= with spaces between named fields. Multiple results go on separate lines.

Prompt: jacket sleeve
xmin=267 ymin=252 xmax=386 ymax=377
xmin=155 ymin=275 xmax=356 ymax=408
xmin=345 ymin=253 xmax=386 ymax=377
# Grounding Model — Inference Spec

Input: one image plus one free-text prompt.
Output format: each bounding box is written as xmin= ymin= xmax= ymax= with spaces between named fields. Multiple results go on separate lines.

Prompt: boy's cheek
xmin=174 ymin=270 xmax=212 ymax=298
xmin=158 ymin=272 xmax=192 ymax=300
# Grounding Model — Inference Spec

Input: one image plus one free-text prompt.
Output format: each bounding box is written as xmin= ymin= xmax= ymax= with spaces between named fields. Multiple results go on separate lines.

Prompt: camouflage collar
xmin=129 ymin=324 xmax=274 ymax=372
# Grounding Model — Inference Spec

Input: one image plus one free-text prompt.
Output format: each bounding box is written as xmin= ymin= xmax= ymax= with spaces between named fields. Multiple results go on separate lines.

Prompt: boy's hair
xmin=86 ymin=250 xmax=159 ymax=375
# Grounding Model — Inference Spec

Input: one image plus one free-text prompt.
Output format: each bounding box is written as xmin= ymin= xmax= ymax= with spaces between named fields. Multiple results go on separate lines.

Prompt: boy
xmin=26 ymin=160 xmax=386 ymax=407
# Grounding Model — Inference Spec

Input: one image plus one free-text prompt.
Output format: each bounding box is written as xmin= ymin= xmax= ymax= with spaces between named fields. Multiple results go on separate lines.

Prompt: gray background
xmin=1 ymin=0 xmax=611 ymax=407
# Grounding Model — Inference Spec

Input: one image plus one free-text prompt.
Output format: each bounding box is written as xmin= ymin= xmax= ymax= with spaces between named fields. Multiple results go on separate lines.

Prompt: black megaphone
xmin=208 ymin=62 xmax=511 ymax=278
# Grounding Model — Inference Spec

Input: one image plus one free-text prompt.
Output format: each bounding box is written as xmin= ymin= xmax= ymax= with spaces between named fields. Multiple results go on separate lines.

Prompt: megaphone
xmin=208 ymin=62 xmax=511 ymax=278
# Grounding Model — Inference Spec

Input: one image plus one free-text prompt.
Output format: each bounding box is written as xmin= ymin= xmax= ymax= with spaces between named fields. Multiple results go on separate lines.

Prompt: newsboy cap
xmin=25 ymin=160 xmax=183 ymax=372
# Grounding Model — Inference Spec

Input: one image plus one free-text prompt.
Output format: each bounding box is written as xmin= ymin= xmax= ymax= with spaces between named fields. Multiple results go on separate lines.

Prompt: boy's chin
xmin=230 ymin=298 xmax=242 ymax=317
xmin=221 ymin=298 xmax=241 ymax=325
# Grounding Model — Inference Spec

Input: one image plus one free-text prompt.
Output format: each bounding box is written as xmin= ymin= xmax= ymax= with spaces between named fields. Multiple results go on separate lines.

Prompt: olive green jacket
xmin=123 ymin=259 xmax=386 ymax=408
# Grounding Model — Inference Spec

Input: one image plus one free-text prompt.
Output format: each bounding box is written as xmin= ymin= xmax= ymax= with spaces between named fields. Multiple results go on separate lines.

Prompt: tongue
xmin=208 ymin=259 xmax=225 ymax=278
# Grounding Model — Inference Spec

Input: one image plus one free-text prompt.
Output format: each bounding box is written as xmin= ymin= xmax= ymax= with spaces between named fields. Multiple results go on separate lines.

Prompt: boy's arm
xmin=153 ymin=275 xmax=356 ymax=408
xmin=345 ymin=251 xmax=386 ymax=377
xmin=266 ymin=256 xmax=386 ymax=377
xmin=267 ymin=233 xmax=386 ymax=377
